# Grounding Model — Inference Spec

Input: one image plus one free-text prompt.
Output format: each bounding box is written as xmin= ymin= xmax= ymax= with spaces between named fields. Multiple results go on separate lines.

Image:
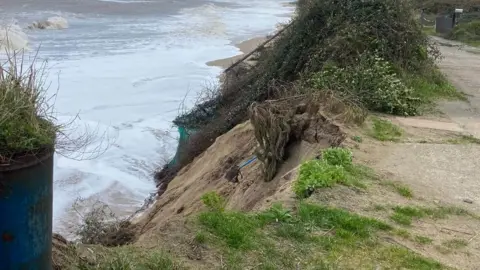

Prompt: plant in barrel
xmin=0 ymin=51 xmax=57 ymax=269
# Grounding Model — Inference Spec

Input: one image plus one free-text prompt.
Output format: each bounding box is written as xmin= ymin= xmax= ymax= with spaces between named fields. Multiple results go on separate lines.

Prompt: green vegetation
xmin=322 ymin=147 xmax=353 ymax=167
xmin=447 ymin=20 xmax=480 ymax=47
xmin=193 ymin=192 xmax=445 ymax=269
xmin=201 ymin=191 xmax=226 ymax=212
xmin=446 ymin=134 xmax=480 ymax=144
xmin=382 ymin=180 xmax=414 ymax=198
xmin=369 ymin=118 xmax=403 ymax=142
xmin=0 ymin=54 xmax=57 ymax=162
xmin=416 ymin=0 xmax=480 ymax=14
xmin=396 ymin=186 xmax=414 ymax=198
xmin=311 ymin=56 xmax=420 ymax=116
xmin=76 ymin=246 xmax=184 ymax=270
xmin=352 ymin=135 xmax=363 ymax=143
xmin=194 ymin=232 xmax=207 ymax=244
xmin=390 ymin=205 xmax=471 ymax=226
xmin=293 ymin=147 xmax=370 ymax=198
xmin=415 ymin=235 xmax=434 ymax=245
xmin=443 ymin=238 xmax=468 ymax=249
xmin=395 ymin=229 xmax=412 ymax=239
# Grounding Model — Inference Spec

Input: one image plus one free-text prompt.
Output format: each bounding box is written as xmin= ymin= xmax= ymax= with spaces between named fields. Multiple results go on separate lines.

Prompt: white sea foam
xmin=0 ymin=21 xmax=29 ymax=51
xmin=29 ymin=16 xmax=69 ymax=30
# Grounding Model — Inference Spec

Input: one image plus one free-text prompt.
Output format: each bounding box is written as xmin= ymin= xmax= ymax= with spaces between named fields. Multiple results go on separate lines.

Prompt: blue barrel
xmin=0 ymin=151 xmax=54 ymax=270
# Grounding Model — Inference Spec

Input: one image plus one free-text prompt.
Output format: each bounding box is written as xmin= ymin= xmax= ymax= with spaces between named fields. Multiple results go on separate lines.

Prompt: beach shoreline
xmin=207 ymin=36 xmax=267 ymax=69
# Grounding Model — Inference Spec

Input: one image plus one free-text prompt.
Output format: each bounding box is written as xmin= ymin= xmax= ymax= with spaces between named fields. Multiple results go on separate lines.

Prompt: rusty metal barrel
xmin=0 ymin=151 xmax=54 ymax=270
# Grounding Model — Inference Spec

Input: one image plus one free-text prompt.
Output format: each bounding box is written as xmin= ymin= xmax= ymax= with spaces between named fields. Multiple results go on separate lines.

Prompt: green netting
xmin=168 ymin=126 xmax=194 ymax=166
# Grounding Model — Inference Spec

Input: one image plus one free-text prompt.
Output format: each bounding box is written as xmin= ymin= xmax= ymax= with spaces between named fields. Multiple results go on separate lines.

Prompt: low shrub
xmin=311 ymin=56 xmax=420 ymax=116
xmin=321 ymin=147 xmax=353 ymax=167
xmin=447 ymin=20 xmax=480 ymax=45
xmin=201 ymin=191 xmax=226 ymax=212
xmin=293 ymin=159 xmax=347 ymax=198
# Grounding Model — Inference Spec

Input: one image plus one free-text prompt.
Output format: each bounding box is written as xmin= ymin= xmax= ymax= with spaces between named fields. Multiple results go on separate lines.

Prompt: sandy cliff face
xmin=134 ymin=109 xmax=346 ymax=246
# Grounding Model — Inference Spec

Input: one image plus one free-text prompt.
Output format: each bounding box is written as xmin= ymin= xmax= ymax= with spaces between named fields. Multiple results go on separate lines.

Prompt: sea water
xmin=0 ymin=0 xmax=294 ymax=237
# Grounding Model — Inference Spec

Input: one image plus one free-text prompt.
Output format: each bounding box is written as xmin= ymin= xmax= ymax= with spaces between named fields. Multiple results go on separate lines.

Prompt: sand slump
xmin=0 ymin=22 xmax=29 ymax=51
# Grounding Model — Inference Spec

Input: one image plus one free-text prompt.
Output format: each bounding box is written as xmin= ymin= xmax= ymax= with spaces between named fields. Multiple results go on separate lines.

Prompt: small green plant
xmin=382 ymin=180 xmax=413 ymax=198
xmin=396 ymin=186 xmax=413 ymax=198
xmin=260 ymin=203 xmax=293 ymax=223
xmin=352 ymin=135 xmax=363 ymax=143
xmin=194 ymin=232 xmax=207 ymax=244
xmin=293 ymin=159 xmax=347 ymax=198
xmin=446 ymin=134 xmax=480 ymax=145
xmin=391 ymin=212 xmax=413 ymax=226
xmin=374 ymin=204 xmax=387 ymax=211
xmin=393 ymin=206 xmax=426 ymax=218
xmin=322 ymin=147 xmax=353 ymax=167
xmin=443 ymin=239 xmax=468 ymax=249
xmin=201 ymin=191 xmax=226 ymax=212
xmin=415 ymin=235 xmax=433 ymax=245
xmin=395 ymin=229 xmax=411 ymax=239
xmin=370 ymin=117 xmax=403 ymax=142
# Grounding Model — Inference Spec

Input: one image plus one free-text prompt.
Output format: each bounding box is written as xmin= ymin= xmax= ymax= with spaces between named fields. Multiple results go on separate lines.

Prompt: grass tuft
xmin=198 ymin=210 xmax=258 ymax=249
xmin=415 ymin=235 xmax=433 ymax=245
xmin=0 ymin=52 xmax=57 ymax=162
xmin=297 ymin=203 xmax=392 ymax=238
xmin=396 ymin=186 xmax=414 ymax=198
xmin=443 ymin=239 xmax=468 ymax=249
xmin=77 ymin=246 xmax=184 ymax=270
xmin=390 ymin=205 xmax=472 ymax=226
xmin=293 ymin=147 xmax=371 ymax=198
xmin=370 ymin=117 xmax=403 ymax=142
xmin=383 ymin=181 xmax=414 ymax=198
xmin=446 ymin=134 xmax=480 ymax=145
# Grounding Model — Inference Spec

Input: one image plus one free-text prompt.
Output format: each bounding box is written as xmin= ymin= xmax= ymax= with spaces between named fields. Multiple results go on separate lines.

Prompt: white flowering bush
xmin=311 ymin=56 xmax=420 ymax=116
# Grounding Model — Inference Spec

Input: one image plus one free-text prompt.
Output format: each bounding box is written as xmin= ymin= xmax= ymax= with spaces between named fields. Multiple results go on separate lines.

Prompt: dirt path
xmin=436 ymin=37 xmax=480 ymax=138
xmin=364 ymin=40 xmax=480 ymax=214
xmin=340 ymin=41 xmax=480 ymax=269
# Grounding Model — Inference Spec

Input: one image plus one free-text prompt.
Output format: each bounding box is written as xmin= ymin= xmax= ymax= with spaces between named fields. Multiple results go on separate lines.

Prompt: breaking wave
xmin=29 ymin=16 xmax=69 ymax=30
xmin=0 ymin=22 xmax=29 ymax=51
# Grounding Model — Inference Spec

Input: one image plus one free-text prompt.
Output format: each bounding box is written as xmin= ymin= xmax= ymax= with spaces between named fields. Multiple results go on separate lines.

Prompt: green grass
xmin=369 ymin=117 xmax=403 ymax=142
xmin=293 ymin=147 xmax=372 ymax=198
xmin=195 ymin=194 xmax=445 ymax=269
xmin=423 ymin=26 xmax=437 ymax=36
xmin=405 ymin=67 xmax=465 ymax=102
xmin=447 ymin=20 xmax=480 ymax=48
xmin=443 ymin=239 xmax=468 ymax=249
xmin=390 ymin=205 xmax=472 ymax=226
xmin=194 ymin=232 xmax=207 ymax=244
xmin=0 ymin=57 xmax=57 ymax=160
xmin=395 ymin=229 xmax=411 ymax=239
xmin=396 ymin=186 xmax=414 ymax=198
xmin=415 ymin=235 xmax=433 ymax=245
xmin=352 ymin=135 xmax=363 ymax=143
xmin=198 ymin=211 xmax=259 ymax=249
xmin=382 ymin=180 xmax=414 ymax=198
xmin=445 ymin=134 xmax=480 ymax=145
xmin=76 ymin=246 xmax=184 ymax=270
xmin=391 ymin=212 xmax=414 ymax=226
